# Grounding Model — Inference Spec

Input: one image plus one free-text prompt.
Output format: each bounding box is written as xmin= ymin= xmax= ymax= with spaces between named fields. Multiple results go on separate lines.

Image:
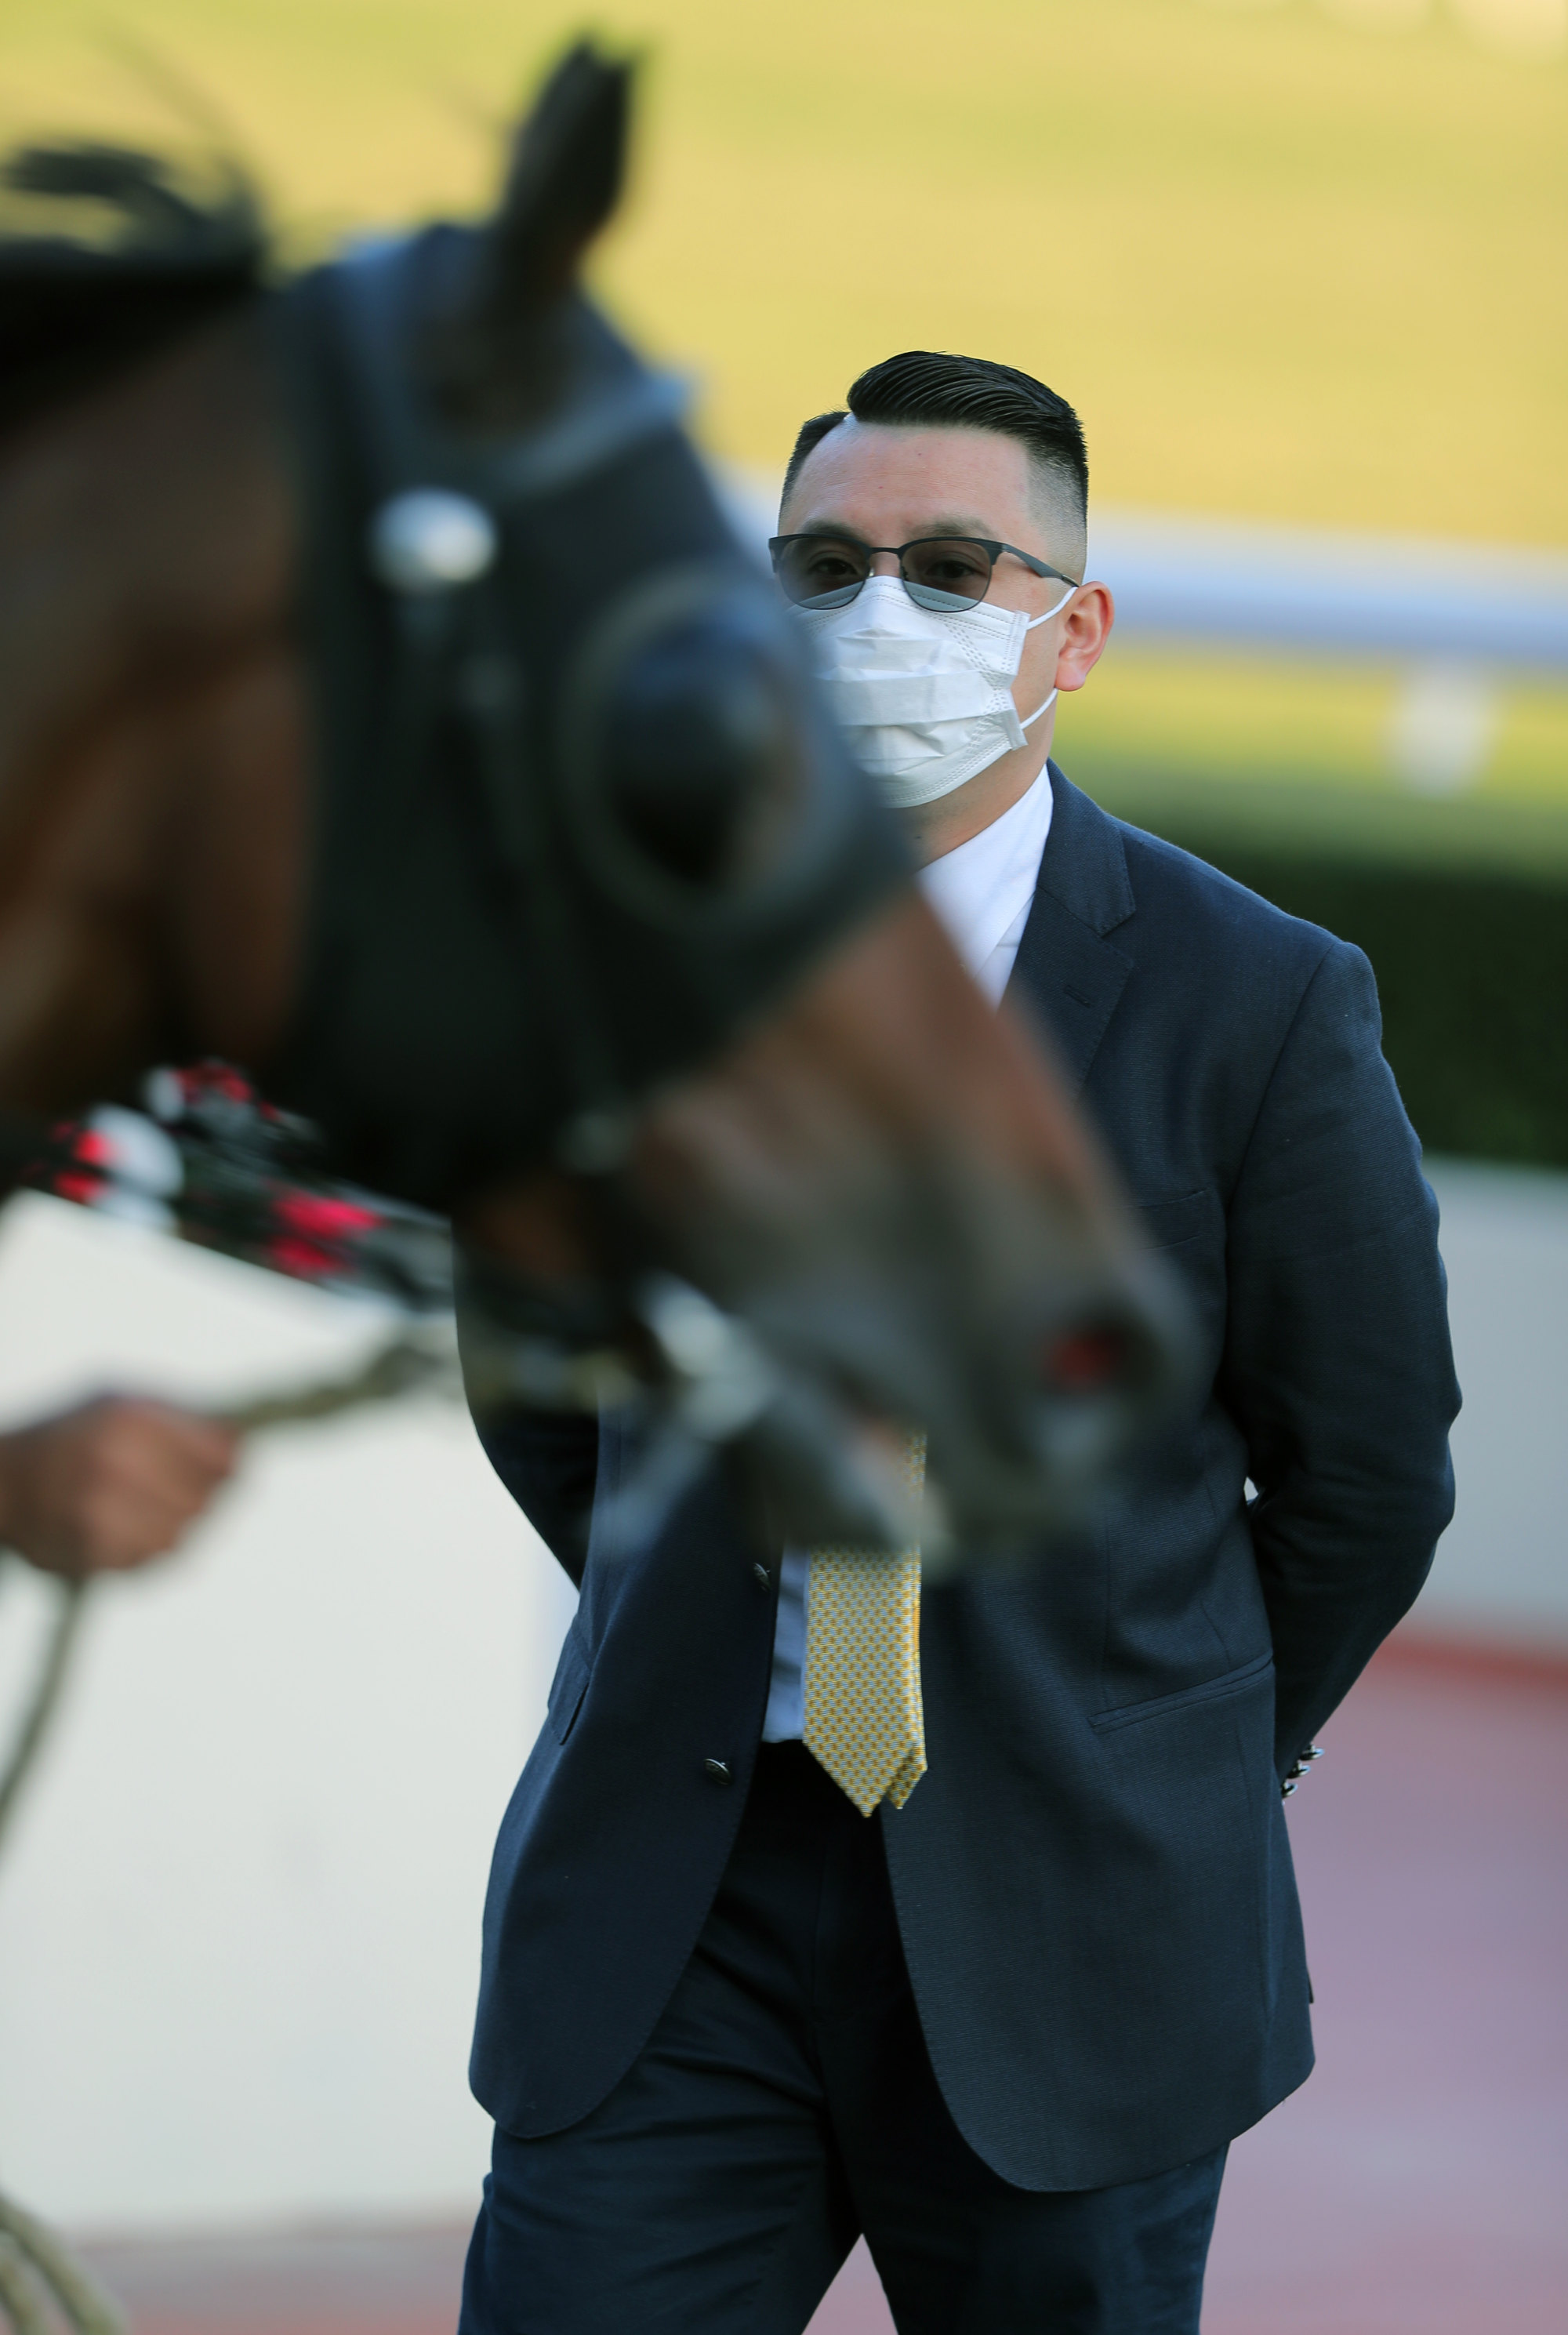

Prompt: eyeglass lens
xmin=773 ymin=536 xmax=998 ymax=612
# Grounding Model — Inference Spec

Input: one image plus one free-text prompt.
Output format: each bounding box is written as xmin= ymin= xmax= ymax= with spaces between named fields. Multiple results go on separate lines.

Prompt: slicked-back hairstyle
xmin=781 ymin=350 xmax=1087 ymax=539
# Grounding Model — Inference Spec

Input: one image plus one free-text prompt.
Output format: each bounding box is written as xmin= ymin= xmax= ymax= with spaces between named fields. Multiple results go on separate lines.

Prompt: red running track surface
xmin=74 ymin=1635 xmax=1567 ymax=2335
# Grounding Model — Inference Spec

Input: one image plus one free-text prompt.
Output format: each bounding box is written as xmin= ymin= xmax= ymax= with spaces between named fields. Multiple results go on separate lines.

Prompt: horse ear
xmin=432 ymin=40 xmax=632 ymax=422
xmin=488 ymin=40 xmax=633 ymax=310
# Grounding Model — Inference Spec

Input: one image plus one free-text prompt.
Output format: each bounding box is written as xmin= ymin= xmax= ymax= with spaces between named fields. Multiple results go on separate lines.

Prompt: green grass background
xmin=3 ymin=0 xmax=1564 ymax=542
xmin=5 ymin=0 xmax=1564 ymax=843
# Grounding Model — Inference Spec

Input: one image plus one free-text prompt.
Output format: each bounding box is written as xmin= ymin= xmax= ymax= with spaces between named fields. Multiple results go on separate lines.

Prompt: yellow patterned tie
xmin=801 ymin=1432 xmax=927 ymax=1817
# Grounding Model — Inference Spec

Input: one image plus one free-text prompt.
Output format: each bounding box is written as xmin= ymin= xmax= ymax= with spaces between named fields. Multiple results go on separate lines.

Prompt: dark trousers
xmin=459 ymin=1741 xmax=1226 ymax=2334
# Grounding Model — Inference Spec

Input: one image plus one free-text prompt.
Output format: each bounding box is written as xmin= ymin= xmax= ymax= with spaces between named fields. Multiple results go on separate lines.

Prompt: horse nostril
xmin=1040 ymin=1324 xmax=1134 ymax=1394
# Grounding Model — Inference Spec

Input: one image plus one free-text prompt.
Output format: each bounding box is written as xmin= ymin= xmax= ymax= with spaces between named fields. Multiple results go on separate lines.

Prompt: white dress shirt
xmin=913 ymin=762 xmax=1055 ymax=1005
xmin=760 ymin=766 xmax=1056 ymax=1741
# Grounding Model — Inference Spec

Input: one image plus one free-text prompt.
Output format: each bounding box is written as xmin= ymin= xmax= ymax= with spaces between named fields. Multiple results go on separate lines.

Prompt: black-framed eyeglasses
xmin=768 ymin=532 xmax=1080 ymax=613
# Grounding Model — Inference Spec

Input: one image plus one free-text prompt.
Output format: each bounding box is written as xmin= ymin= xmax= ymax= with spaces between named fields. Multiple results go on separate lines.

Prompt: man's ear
xmin=1054 ymin=583 xmax=1114 ymax=693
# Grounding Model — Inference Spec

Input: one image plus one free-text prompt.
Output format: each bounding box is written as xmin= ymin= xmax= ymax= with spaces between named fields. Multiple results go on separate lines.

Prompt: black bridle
xmin=270 ymin=225 xmax=906 ymax=1211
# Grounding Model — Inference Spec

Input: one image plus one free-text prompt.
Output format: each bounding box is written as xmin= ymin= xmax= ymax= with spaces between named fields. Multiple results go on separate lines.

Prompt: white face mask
xmin=792 ymin=574 xmax=1074 ymax=808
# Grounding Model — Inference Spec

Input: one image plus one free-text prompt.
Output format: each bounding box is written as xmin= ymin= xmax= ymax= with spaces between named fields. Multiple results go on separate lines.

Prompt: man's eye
xmin=805 ymin=551 xmax=857 ymax=580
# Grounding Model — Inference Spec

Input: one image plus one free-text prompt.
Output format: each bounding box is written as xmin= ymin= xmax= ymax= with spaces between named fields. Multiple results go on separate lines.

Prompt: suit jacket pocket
xmin=1134 ymin=1189 xmax=1214 ymax=1251
xmin=546 ymin=1620 xmax=592 ymax=1745
xmin=1090 ymin=1648 xmax=1274 ymax=1734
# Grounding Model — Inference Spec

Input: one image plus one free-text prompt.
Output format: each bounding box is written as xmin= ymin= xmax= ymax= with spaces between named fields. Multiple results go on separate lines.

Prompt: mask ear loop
xmin=1017 ymin=580 xmax=1077 ymax=732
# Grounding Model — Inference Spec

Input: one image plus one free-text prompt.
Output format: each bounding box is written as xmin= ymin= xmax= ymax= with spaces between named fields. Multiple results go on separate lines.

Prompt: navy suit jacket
xmin=463 ymin=768 xmax=1459 ymax=2192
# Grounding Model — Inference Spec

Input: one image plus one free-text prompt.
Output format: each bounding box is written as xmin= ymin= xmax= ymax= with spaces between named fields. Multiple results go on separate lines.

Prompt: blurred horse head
xmin=0 ymin=46 xmax=1189 ymax=1560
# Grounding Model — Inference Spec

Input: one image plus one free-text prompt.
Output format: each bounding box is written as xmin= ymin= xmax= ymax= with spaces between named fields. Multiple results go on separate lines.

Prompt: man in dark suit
xmin=456 ymin=354 xmax=1459 ymax=2334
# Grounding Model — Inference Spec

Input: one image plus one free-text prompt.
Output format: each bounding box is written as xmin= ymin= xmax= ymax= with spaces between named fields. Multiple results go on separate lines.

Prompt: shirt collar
xmin=916 ymin=766 xmax=1054 ymax=988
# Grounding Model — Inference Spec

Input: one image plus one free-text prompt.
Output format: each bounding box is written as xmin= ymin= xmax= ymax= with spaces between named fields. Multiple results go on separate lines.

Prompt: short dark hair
xmin=781 ymin=350 xmax=1087 ymax=529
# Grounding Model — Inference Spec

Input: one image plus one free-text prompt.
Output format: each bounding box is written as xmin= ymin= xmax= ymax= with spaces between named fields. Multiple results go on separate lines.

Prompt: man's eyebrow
xmin=786 ymin=521 xmax=869 ymax=544
xmin=787 ymin=516 xmax=999 ymax=543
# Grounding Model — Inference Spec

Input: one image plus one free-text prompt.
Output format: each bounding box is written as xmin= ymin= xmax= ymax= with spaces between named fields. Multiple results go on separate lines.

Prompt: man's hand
xmin=0 ymin=1397 xmax=240 ymax=1579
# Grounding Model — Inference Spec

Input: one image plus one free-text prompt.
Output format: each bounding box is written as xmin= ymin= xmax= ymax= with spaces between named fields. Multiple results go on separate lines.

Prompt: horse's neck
xmin=0 ymin=313 xmax=304 ymax=1114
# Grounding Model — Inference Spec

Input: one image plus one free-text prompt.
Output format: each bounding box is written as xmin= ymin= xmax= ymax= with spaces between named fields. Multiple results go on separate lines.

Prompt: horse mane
xmin=0 ymin=143 xmax=268 ymax=438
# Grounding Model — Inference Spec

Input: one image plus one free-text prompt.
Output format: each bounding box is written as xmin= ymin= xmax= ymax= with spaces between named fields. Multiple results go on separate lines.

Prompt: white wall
xmin=1414 ymin=1158 xmax=1568 ymax=1647
xmin=0 ymin=1158 xmax=1562 ymax=2235
xmin=0 ymin=1194 xmax=575 ymax=2232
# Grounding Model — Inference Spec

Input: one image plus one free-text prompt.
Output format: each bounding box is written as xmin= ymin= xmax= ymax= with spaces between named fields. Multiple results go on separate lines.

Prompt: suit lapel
xmin=1005 ymin=766 xmax=1135 ymax=1095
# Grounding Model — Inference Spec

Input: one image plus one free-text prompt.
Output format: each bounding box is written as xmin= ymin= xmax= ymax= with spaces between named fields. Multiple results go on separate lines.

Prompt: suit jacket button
xmin=752 ymin=1563 xmax=772 ymax=1589
xmin=705 ymin=1758 xmax=732 ymax=1784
